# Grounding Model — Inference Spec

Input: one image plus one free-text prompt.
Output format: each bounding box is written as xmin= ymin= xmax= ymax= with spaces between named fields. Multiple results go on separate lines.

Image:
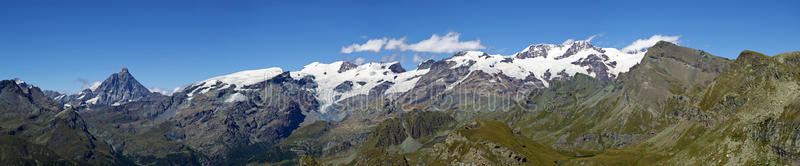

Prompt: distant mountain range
xmin=1 ymin=39 xmax=798 ymax=165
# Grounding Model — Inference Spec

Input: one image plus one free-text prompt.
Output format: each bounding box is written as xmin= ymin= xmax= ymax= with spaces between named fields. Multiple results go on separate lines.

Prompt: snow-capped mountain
xmin=177 ymin=38 xmax=652 ymax=121
xmin=52 ymin=68 xmax=157 ymax=106
xmin=186 ymin=67 xmax=284 ymax=98
xmin=448 ymin=39 xmax=644 ymax=86
xmin=290 ymin=61 xmax=429 ymax=114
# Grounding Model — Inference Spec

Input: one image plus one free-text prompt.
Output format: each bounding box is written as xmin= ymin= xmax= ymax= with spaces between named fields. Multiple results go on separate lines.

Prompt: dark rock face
xmin=388 ymin=63 xmax=406 ymax=73
xmin=571 ymin=54 xmax=613 ymax=81
xmin=91 ymin=68 xmax=152 ymax=105
xmin=369 ymin=81 xmax=394 ymax=96
xmin=334 ymin=81 xmax=354 ymax=93
xmin=403 ymin=111 xmax=454 ymax=139
xmin=417 ymin=59 xmax=435 ymax=70
xmin=755 ymin=116 xmax=800 ymax=162
xmin=371 ymin=118 xmax=406 ymax=147
xmin=338 ymin=61 xmax=358 ymax=73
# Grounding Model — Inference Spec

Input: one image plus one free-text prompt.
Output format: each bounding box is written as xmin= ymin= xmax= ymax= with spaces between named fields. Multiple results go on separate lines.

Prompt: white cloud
xmin=83 ymin=81 xmax=101 ymax=91
xmin=381 ymin=54 xmax=403 ymax=63
xmin=149 ymin=87 xmax=170 ymax=95
xmin=354 ymin=57 xmax=366 ymax=65
xmin=586 ymin=34 xmax=600 ymax=42
xmin=412 ymin=54 xmax=434 ymax=63
xmin=398 ymin=32 xmax=485 ymax=53
xmin=561 ymin=34 xmax=600 ymax=45
xmin=621 ymin=35 xmax=680 ymax=53
xmin=384 ymin=38 xmax=406 ymax=50
xmin=172 ymin=86 xmax=185 ymax=94
xmin=149 ymin=86 xmax=184 ymax=96
xmin=76 ymin=78 xmax=102 ymax=91
xmin=341 ymin=38 xmax=387 ymax=54
xmin=340 ymin=32 xmax=486 ymax=54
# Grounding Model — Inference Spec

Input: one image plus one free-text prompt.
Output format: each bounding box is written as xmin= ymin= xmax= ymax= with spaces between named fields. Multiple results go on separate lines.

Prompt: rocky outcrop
xmin=388 ymin=63 xmax=406 ymax=73
xmin=338 ymin=61 xmax=358 ymax=73
xmin=416 ymin=59 xmax=435 ymax=70
xmin=427 ymin=121 xmax=564 ymax=165
xmin=370 ymin=118 xmax=406 ymax=147
xmin=334 ymin=81 xmax=353 ymax=93
xmin=403 ymin=110 xmax=454 ymax=139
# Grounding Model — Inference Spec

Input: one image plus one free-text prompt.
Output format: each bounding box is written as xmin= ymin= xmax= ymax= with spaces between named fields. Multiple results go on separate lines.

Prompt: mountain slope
xmin=327 ymin=41 xmax=736 ymax=165
xmin=642 ymin=50 xmax=800 ymax=165
xmin=0 ymin=80 xmax=131 ymax=165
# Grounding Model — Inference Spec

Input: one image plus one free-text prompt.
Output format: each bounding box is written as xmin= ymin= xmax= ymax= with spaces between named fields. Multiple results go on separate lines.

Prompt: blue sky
xmin=1 ymin=0 xmax=798 ymax=93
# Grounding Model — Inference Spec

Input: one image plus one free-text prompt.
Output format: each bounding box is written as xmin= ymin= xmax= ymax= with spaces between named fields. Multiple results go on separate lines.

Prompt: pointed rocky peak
xmin=556 ymin=40 xmax=603 ymax=60
xmin=90 ymin=68 xmax=152 ymax=105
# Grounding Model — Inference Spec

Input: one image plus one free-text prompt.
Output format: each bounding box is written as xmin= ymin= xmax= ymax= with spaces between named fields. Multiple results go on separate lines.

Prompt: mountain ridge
xmin=8 ymin=38 xmax=798 ymax=165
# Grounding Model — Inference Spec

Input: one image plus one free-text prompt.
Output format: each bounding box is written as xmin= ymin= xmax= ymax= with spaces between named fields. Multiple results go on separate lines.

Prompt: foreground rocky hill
xmin=0 ymin=80 xmax=131 ymax=165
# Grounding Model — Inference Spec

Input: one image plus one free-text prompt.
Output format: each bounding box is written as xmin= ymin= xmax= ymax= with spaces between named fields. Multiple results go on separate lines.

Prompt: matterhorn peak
xmin=88 ymin=67 xmax=152 ymax=105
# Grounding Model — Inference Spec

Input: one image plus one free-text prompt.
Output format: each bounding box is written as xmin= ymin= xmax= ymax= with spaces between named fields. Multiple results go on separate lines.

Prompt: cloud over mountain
xmin=622 ymin=35 xmax=680 ymax=53
xmin=341 ymin=32 xmax=485 ymax=54
xmin=76 ymin=78 xmax=102 ymax=90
